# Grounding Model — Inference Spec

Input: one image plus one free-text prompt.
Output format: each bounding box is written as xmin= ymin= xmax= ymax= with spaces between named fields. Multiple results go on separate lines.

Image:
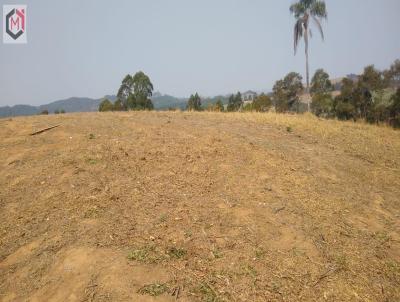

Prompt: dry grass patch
xmin=0 ymin=111 xmax=399 ymax=301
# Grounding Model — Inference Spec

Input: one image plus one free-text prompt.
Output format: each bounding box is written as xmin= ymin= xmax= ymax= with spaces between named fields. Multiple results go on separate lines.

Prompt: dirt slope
xmin=0 ymin=112 xmax=399 ymax=301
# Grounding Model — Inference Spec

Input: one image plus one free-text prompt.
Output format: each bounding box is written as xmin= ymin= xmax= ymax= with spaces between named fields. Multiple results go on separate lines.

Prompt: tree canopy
xmin=390 ymin=88 xmax=400 ymax=128
xmin=99 ymin=99 xmax=114 ymax=112
xmin=359 ymin=65 xmax=385 ymax=92
xmin=310 ymin=69 xmax=332 ymax=95
xmin=273 ymin=72 xmax=304 ymax=112
xmin=227 ymin=92 xmax=243 ymax=112
xmin=384 ymin=60 xmax=400 ymax=88
xmin=215 ymin=99 xmax=224 ymax=112
xmin=115 ymin=71 xmax=154 ymax=111
xmin=250 ymin=94 xmax=272 ymax=112
xmin=117 ymin=75 xmax=133 ymax=108
xmin=187 ymin=93 xmax=202 ymax=111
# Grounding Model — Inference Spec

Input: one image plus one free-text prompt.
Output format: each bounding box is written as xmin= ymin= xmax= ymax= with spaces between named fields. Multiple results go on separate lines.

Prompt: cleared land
xmin=0 ymin=112 xmax=399 ymax=301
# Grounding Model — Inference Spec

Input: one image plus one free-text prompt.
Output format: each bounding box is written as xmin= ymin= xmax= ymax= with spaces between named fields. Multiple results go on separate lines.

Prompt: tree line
xmin=309 ymin=60 xmax=400 ymax=128
xmin=39 ymin=109 xmax=66 ymax=115
xmin=186 ymin=92 xmax=273 ymax=113
xmin=185 ymin=59 xmax=400 ymax=128
xmin=100 ymin=60 xmax=400 ymax=129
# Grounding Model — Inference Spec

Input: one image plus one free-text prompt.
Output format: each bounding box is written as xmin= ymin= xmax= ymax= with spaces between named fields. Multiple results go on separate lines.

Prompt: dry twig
xmin=30 ymin=124 xmax=60 ymax=136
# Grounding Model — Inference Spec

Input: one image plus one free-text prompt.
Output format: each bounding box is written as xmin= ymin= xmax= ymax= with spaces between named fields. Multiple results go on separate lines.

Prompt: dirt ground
xmin=0 ymin=111 xmax=399 ymax=301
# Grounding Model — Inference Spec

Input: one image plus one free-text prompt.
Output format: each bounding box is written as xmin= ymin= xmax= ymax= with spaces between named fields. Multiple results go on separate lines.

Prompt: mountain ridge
xmin=0 ymin=94 xmax=189 ymax=117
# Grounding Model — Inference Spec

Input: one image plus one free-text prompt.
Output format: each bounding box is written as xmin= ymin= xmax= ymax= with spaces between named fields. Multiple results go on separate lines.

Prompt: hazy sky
xmin=0 ymin=0 xmax=399 ymax=106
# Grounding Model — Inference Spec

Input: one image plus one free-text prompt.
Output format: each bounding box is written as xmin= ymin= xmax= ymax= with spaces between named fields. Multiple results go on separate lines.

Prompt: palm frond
xmin=294 ymin=19 xmax=304 ymax=54
xmin=311 ymin=15 xmax=324 ymax=40
xmin=310 ymin=1 xmax=327 ymax=19
xmin=290 ymin=2 xmax=305 ymax=18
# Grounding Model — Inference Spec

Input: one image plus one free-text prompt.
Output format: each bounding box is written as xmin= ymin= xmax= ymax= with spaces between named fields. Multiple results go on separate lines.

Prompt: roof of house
xmin=242 ymin=90 xmax=257 ymax=95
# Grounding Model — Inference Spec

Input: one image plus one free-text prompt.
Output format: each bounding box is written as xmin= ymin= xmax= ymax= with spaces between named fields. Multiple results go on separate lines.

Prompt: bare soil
xmin=0 ymin=111 xmax=399 ymax=301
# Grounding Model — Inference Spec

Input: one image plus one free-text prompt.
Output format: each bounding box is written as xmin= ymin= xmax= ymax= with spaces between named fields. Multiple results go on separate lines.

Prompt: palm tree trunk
xmin=304 ymin=30 xmax=310 ymax=112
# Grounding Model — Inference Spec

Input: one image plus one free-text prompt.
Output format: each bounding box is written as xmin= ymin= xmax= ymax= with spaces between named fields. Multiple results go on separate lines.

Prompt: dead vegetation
xmin=0 ymin=111 xmax=399 ymax=301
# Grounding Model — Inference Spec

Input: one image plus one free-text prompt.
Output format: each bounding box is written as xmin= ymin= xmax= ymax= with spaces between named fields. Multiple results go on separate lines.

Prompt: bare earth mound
xmin=1 ymin=112 xmax=399 ymax=301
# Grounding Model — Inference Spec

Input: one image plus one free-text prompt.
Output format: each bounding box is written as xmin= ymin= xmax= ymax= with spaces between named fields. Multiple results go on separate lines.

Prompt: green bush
xmin=311 ymin=93 xmax=333 ymax=117
xmin=98 ymin=99 xmax=114 ymax=112
xmin=389 ymin=88 xmax=400 ymax=128
xmin=252 ymin=94 xmax=272 ymax=112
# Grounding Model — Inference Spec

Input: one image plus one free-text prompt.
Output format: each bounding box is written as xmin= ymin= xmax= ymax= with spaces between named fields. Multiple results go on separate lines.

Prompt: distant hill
xmin=151 ymin=94 xmax=187 ymax=110
xmin=38 ymin=97 xmax=102 ymax=114
xmin=0 ymin=94 xmax=188 ymax=117
xmin=0 ymin=97 xmax=103 ymax=118
xmin=0 ymin=105 xmax=38 ymax=117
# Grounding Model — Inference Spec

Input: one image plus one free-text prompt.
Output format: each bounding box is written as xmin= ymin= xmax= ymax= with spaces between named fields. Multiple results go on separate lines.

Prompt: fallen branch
xmin=30 ymin=124 xmax=60 ymax=136
xmin=274 ymin=206 xmax=286 ymax=214
xmin=312 ymin=267 xmax=337 ymax=287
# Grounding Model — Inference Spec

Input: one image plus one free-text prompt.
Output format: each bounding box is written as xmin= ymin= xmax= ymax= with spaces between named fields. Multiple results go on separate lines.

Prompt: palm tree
xmin=290 ymin=0 xmax=327 ymax=112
